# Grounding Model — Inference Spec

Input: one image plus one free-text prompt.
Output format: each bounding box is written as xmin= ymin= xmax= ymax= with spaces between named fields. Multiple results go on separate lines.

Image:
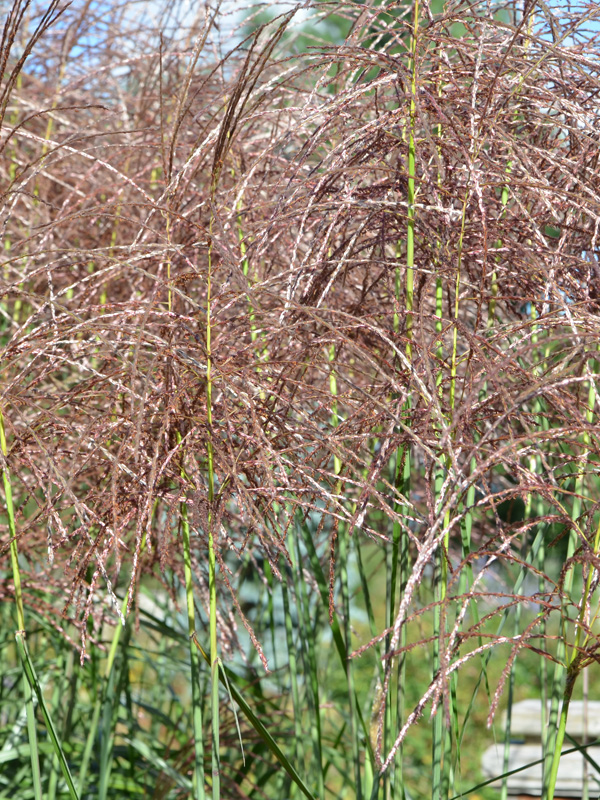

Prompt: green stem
xmin=544 ymin=354 xmax=596 ymax=796
xmin=184 ymin=500 xmax=207 ymax=799
xmin=207 ymin=196 xmax=220 ymax=800
xmin=405 ymin=0 xmax=418 ymax=366
xmin=329 ymin=344 xmax=362 ymax=800
xmin=1 ymin=409 xmax=42 ymax=800
xmin=546 ymin=664 xmax=579 ymax=800
xmin=177 ymin=431 xmax=206 ymax=800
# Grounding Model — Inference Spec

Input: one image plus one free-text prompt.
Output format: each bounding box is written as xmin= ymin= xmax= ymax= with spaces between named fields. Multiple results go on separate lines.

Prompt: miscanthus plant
xmin=1 ymin=0 xmax=600 ymax=798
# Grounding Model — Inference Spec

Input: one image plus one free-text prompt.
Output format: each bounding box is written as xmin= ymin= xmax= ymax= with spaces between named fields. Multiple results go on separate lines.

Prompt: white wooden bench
xmin=481 ymin=700 xmax=600 ymax=798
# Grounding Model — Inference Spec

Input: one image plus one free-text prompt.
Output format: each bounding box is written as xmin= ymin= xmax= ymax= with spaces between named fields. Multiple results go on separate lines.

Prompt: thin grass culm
xmin=1 ymin=1 xmax=600 ymax=799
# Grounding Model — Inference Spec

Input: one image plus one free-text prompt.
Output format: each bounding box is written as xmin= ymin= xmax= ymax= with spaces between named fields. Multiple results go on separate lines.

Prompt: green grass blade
xmin=281 ymin=563 xmax=306 ymax=779
xmin=124 ymin=737 xmax=193 ymax=791
xmin=15 ymin=633 xmax=80 ymax=800
xmin=191 ymin=634 xmax=316 ymax=800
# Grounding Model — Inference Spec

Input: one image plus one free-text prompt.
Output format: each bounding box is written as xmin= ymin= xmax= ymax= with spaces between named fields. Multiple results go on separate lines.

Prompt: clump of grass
xmin=1 ymin=0 xmax=600 ymax=798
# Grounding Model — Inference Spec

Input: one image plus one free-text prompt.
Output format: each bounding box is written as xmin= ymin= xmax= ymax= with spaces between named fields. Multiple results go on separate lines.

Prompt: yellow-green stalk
xmin=546 ymin=363 xmax=597 ymax=800
xmin=181 ymin=481 xmax=207 ymax=800
xmin=329 ymin=343 xmax=362 ymax=798
xmin=1 ymin=409 xmax=42 ymax=800
xmin=385 ymin=3 xmax=420 ymax=793
xmin=207 ymin=175 xmax=220 ymax=800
